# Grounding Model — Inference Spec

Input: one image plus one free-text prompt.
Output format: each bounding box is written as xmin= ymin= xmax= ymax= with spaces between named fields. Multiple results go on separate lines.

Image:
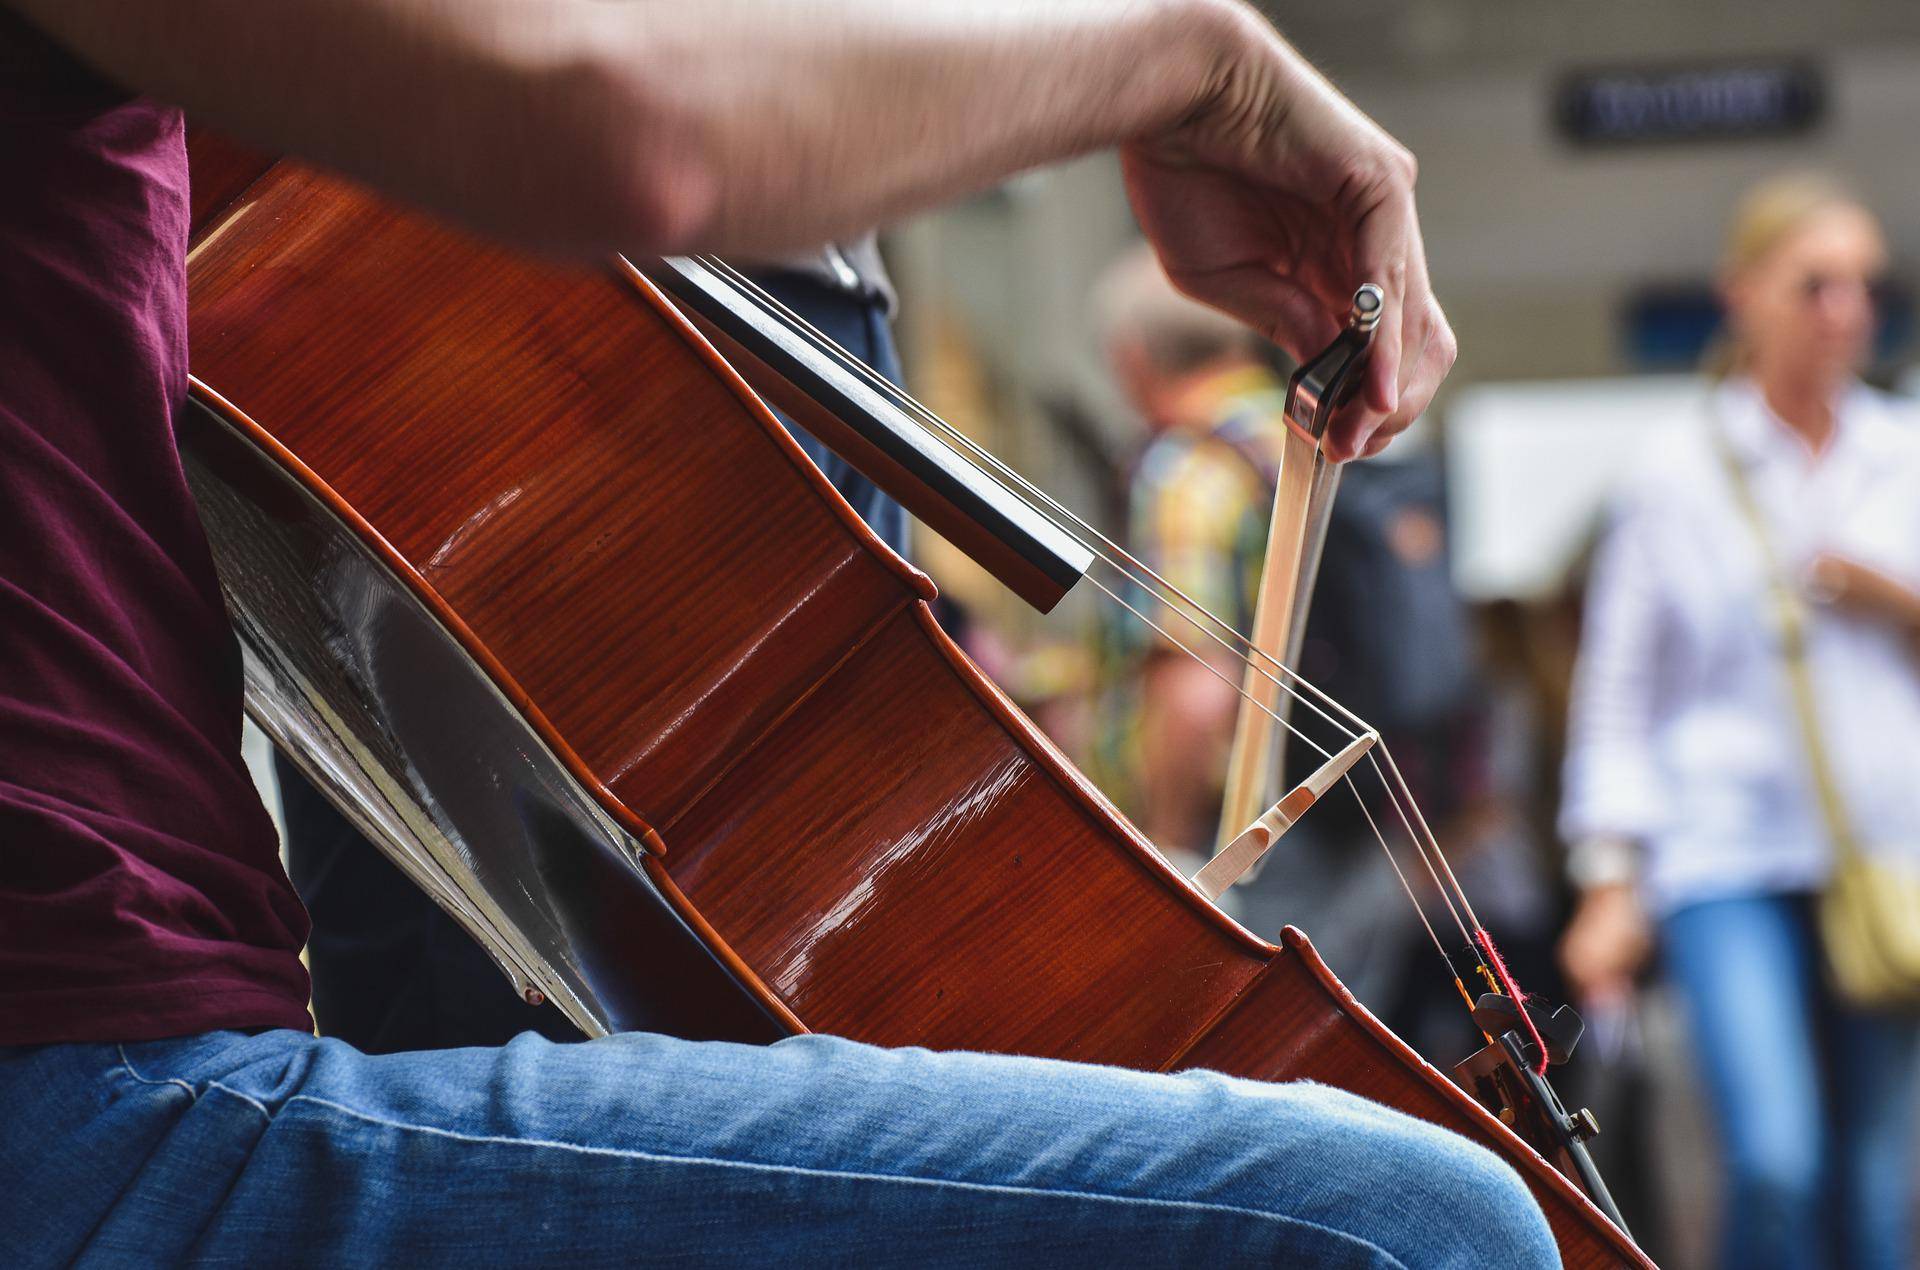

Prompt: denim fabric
xmin=0 ymin=1027 xmax=1557 ymax=1267
xmin=1662 ymin=892 xmax=1920 ymax=1270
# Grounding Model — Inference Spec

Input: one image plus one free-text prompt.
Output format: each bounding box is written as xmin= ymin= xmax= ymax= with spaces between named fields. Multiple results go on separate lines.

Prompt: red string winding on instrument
xmin=180 ymin=134 xmax=1652 ymax=1268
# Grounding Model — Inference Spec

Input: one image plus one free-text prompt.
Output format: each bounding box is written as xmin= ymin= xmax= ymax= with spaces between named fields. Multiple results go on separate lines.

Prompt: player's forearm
xmin=604 ymin=0 xmax=1253 ymax=256
xmin=9 ymin=0 xmax=1253 ymax=256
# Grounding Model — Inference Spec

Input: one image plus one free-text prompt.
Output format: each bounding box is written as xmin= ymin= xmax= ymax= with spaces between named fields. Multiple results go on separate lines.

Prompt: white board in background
xmin=1444 ymin=375 xmax=1707 ymax=602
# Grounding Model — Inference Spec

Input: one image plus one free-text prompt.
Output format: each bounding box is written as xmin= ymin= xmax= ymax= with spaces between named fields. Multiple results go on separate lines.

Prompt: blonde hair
xmin=1708 ymin=171 xmax=1866 ymax=376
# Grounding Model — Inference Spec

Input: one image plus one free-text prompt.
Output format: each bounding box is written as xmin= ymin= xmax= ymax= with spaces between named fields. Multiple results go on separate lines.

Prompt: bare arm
xmin=1556 ymin=502 xmax=1667 ymax=1005
xmin=10 ymin=0 xmax=1451 ymax=454
xmin=5 ymin=0 xmax=1219 ymax=252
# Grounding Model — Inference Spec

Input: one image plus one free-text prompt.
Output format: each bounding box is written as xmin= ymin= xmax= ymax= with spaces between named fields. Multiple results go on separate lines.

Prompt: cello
xmin=181 ymin=134 xmax=1652 ymax=1268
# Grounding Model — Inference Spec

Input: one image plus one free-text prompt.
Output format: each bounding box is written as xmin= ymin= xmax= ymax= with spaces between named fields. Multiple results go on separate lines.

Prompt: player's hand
xmin=1124 ymin=3 xmax=1454 ymax=461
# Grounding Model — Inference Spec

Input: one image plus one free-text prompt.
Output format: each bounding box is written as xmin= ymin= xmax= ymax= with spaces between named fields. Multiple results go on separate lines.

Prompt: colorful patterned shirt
xmin=1126 ymin=365 xmax=1292 ymax=646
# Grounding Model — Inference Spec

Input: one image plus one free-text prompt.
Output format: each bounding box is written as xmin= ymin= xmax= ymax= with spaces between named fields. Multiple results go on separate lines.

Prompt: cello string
xmin=687 ymin=258 xmax=1307 ymax=677
xmin=687 ymin=257 xmax=1492 ymax=969
xmin=1086 ymin=576 xmax=1335 ymax=762
xmin=1097 ymin=573 xmax=1479 ymax=957
xmin=1342 ymin=774 xmax=1468 ymax=963
xmin=694 ymin=255 xmax=1492 ymax=952
xmin=1096 ymin=575 xmax=1469 ymax=963
xmin=695 ymin=257 xmax=1497 ymax=964
xmin=685 ymin=257 xmax=1368 ymax=762
xmin=691 ymin=256 xmax=1369 ymax=742
xmin=692 ymin=258 xmax=1497 ymax=945
xmin=1086 ymin=558 xmax=1358 ymax=744
xmin=1357 ymin=748 xmax=1477 ymax=944
xmin=1371 ymin=747 xmax=1486 ymax=934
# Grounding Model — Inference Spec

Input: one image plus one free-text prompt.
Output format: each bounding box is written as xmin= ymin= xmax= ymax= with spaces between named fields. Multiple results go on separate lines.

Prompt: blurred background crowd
xmin=867 ymin=4 xmax=1920 ymax=1267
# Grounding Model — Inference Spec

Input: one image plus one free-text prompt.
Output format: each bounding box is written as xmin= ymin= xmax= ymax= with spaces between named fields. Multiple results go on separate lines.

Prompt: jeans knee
xmin=1252 ymin=1084 xmax=1559 ymax=1269
xmin=1409 ymin=1129 xmax=1560 ymax=1268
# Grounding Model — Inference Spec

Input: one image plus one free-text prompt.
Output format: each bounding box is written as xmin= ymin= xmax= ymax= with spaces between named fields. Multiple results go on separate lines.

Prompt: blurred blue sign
xmin=1557 ymin=60 xmax=1824 ymax=147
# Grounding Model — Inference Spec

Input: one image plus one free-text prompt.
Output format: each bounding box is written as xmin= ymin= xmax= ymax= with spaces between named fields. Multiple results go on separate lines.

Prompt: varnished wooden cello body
xmin=182 ymin=137 xmax=1652 ymax=1267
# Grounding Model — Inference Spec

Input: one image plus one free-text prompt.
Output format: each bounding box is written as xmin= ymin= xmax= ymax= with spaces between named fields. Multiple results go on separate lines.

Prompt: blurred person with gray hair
xmin=1095 ymin=244 xmax=1290 ymax=872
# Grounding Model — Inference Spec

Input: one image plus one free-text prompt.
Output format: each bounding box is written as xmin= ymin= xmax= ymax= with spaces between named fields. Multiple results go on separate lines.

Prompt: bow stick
xmin=1214 ymin=285 xmax=1382 ymax=866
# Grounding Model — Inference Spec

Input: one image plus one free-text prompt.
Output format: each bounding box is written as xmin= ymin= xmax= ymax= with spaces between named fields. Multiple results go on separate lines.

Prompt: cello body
xmin=181 ymin=144 xmax=1649 ymax=1268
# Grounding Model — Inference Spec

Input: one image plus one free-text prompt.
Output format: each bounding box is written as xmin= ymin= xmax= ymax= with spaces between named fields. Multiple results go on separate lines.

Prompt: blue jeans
xmin=1 ymin=1028 xmax=1557 ymax=1267
xmin=1662 ymin=893 xmax=1920 ymax=1270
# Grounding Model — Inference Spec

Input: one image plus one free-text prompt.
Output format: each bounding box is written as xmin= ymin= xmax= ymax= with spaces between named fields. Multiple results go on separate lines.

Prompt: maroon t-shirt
xmin=0 ymin=24 xmax=312 ymax=1043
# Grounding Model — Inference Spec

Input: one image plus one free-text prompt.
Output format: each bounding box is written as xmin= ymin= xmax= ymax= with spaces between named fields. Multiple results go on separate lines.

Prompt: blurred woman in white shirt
xmin=1558 ymin=174 xmax=1920 ymax=1270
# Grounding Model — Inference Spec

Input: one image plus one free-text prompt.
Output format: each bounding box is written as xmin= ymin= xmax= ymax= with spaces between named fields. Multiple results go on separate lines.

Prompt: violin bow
xmin=1215 ymin=286 xmax=1381 ymax=864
